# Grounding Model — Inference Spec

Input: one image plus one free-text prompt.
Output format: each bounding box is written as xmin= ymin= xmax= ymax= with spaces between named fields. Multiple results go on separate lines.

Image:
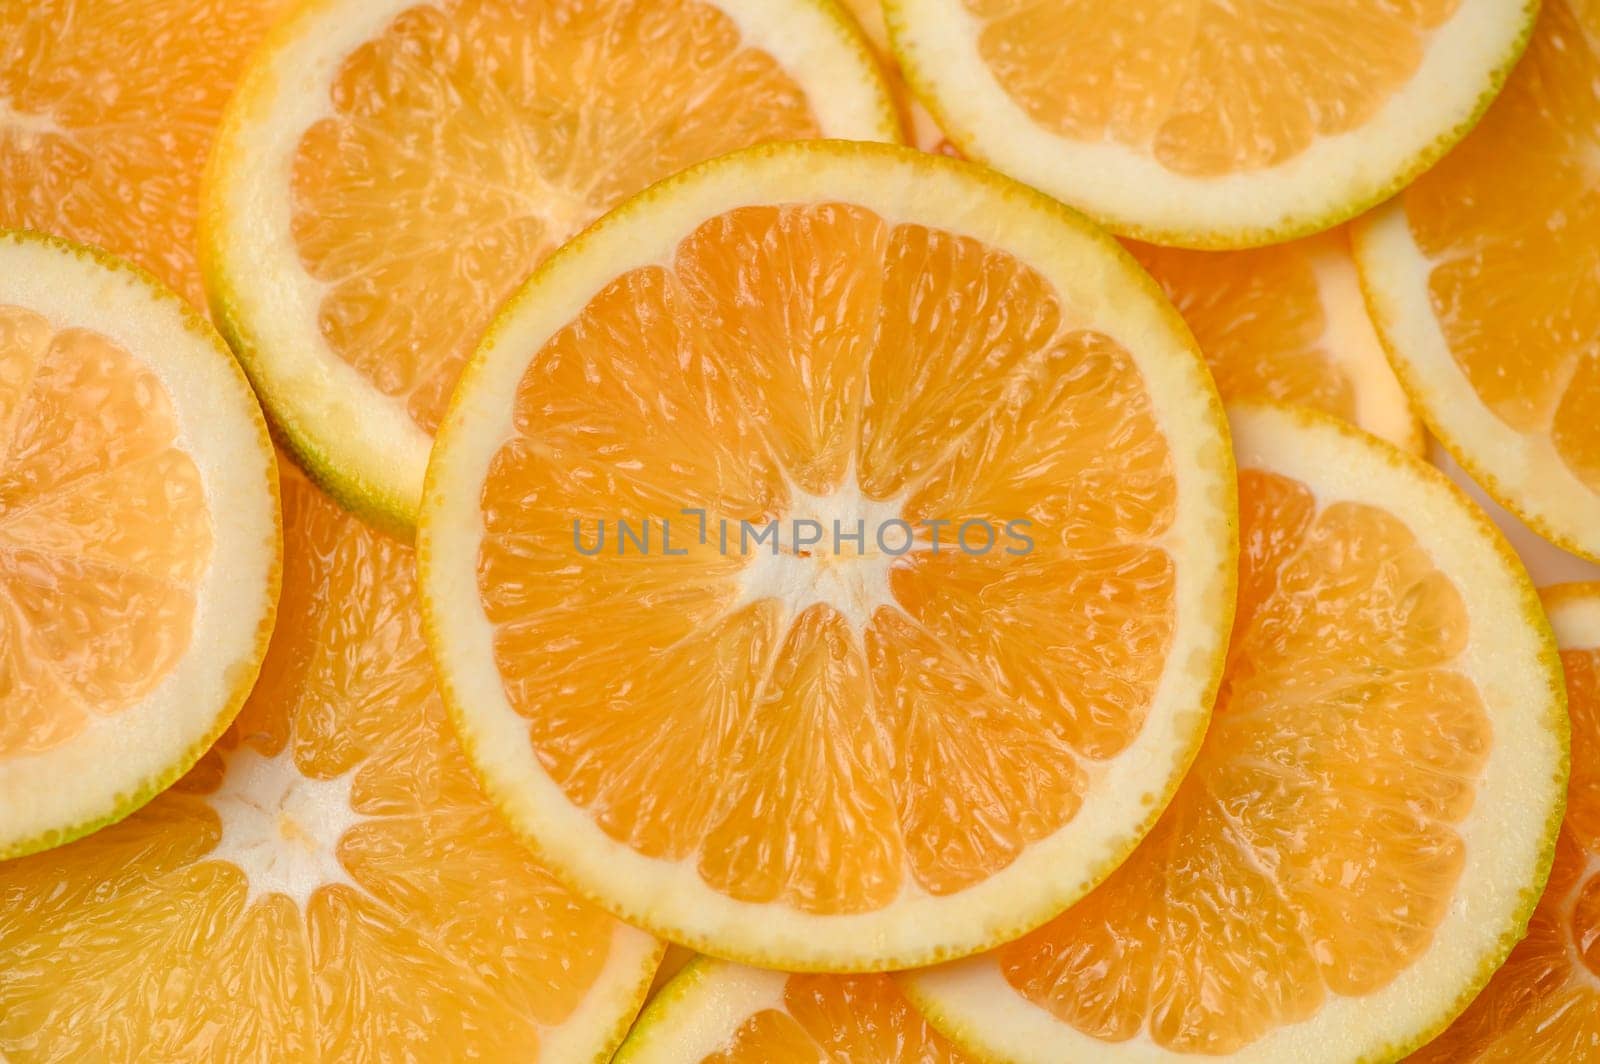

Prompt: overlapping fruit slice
xmin=1409 ymin=582 xmax=1600 ymax=1062
xmin=886 ymin=0 xmax=1537 ymax=247
xmin=0 ymin=232 xmax=279 ymax=861
xmin=836 ymin=0 xmax=954 ymax=153
xmin=203 ymin=0 xmax=899 ymax=535
xmin=1130 ymin=227 xmax=1420 ymax=451
xmin=1355 ymin=0 xmax=1600 ymax=562
xmin=420 ymin=142 xmax=1237 ymax=969
xmin=615 ymin=958 xmax=975 ymax=1063
xmin=905 ymin=403 xmax=1566 ymax=1062
xmin=0 ymin=469 xmax=661 ymax=1061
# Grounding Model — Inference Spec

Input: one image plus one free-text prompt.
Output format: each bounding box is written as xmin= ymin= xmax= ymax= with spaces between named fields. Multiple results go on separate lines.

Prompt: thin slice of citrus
xmin=616 ymin=958 xmax=975 ymax=1063
xmin=0 ymin=0 xmax=288 ymax=308
xmin=1407 ymin=582 xmax=1600 ymax=1063
xmin=905 ymin=402 xmax=1567 ymax=1062
xmin=0 ymin=231 xmax=280 ymax=861
xmin=886 ymin=0 xmax=1537 ymax=248
xmin=419 ymin=140 xmax=1237 ymax=970
xmin=0 ymin=468 xmax=661 ymax=1062
xmin=1354 ymin=0 xmax=1600 ymax=563
xmin=1130 ymin=227 xmax=1422 ymax=452
xmin=203 ymin=0 xmax=899 ymax=538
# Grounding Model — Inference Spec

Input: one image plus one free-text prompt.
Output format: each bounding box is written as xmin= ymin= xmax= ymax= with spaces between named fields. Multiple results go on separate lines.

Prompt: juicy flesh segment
xmin=963 ymin=0 xmax=1460 ymax=176
xmin=0 ymin=306 xmax=212 ymax=758
xmin=0 ymin=0 xmax=283 ymax=307
xmin=705 ymin=973 xmax=970 ymax=1062
xmin=1410 ymin=643 xmax=1600 ymax=1063
xmin=995 ymin=467 xmax=1488 ymax=1054
xmin=290 ymin=0 xmax=822 ymax=435
xmin=477 ymin=204 xmax=1178 ymax=915
xmin=1402 ymin=0 xmax=1600 ymax=490
xmin=0 ymin=474 xmax=628 ymax=1062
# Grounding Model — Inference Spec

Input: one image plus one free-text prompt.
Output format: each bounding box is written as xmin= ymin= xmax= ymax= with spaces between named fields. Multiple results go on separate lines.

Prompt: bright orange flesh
xmin=1409 ymin=620 xmax=1600 ymax=1062
xmin=476 ymin=202 xmax=1178 ymax=915
xmin=0 ymin=305 xmax=212 ymax=758
xmin=995 ymin=465 xmax=1488 ymax=1054
xmin=0 ymin=0 xmax=284 ymax=307
xmin=289 ymin=0 xmax=823 ymax=435
xmin=964 ymin=0 xmax=1459 ymax=176
xmin=1400 ymin=0 xmax=1600 ymax=490
xmin=0 ymin=472 xmax=636 ymax=1061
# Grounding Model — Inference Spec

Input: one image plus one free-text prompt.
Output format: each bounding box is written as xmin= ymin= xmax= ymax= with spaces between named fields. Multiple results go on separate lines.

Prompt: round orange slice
xmin=0 ymin=231 xmax=280 ymax=861
xmin=203 ymin=0 xmax=900 ymax=537
xmin=885 ymin=0 xmax=1538 ymax=248
xmin=419 ymin=141 xmax=1238 ymax=970
xmin=616 ymin=958 xmax=975 ymax=1063
xmin=1354 ymin=0 xmax=1600 ymax=563
xmin=905 ymin=402 xmax=1567 ymax=1062
xmin=1408 ymin=582 xmax=1600 ymax=1062
xmin=0 ymin=469 xmax=661 ymax=1061
xmin=1130 ymin=227 xmax=1422 ymax=452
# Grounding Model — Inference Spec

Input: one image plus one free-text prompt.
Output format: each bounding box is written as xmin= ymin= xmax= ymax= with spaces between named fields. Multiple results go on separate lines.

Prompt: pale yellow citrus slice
xmin=616 ymin=958 xmax=976 ymax=1063
xmin=203 ymin=0 xmax=900 ymax=537
xmin=419 ymin=141 xmax=1237 ymax=970
xmin=0 ymin=0 xmax=289 ymax=309
xmin=1354 ymin=0 xmax=1600 ymax=563
xmin=1408 ymin=582 xmax=1600 ymax=1062
xmin=0 ymin=468 xmax=661 ymax=1061
xmin=885 ymin=0 xmax=1537 ymax=248
xmin=905 ymin=402 xmax=1567 ymax=1062
xmin=0 ymin=231 xmax=280 ymax=861
xmin=1130 ymin=227 xmax=1422 ymax=452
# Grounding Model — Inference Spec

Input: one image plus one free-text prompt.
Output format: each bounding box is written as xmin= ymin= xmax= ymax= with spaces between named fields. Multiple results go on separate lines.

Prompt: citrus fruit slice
xmin=885 ymin=0 xmax=1538 ymax=248
xmin=836 ymin=0 xmax=956 ymax=153
xmin=0 ymin=231 xmax=280 ymax=861
xmin=1408 ymin=582 xmax=1600 ymax=1063
xmin=203 ymin=0 xmax=900 ymax=537
xmin=616 ymin=958 xmax=975 ymax=1063
xmin=419 ymin=140 xmax=1238 ymax=970
xmin=905 ymin=402 xmax=1567 ymax=1062
xmin=1354 ymin=0 xmax=1600 ymax=563
xmin=1130 ymin=227 xmax=1422 ymax=452
xmin=0 ymin=0 xmax=288 ymax=308
xmin=0 ymin=468 xmax=661 ymax=1061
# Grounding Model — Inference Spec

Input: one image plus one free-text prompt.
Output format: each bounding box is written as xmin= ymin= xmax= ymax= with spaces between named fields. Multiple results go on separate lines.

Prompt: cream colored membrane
xmin=615 ymin=960 xmax=790 ymax=1064
xmin=885 ymin=0 xmax=1536 ymax=245
xmin=1355 ymin=205 xmax=1600 ymax=562
xmin=204 ymin=0 xmax=901 ymax=524
xmin=903 ymin=402 xmax=1565 ymax=1064
xmin=0 ymin=234 xmax=278 ymax=848
xmin=419 ymin=141 xmax=1235 ymax=968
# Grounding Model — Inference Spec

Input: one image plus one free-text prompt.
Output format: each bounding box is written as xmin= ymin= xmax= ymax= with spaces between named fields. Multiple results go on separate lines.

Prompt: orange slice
xmin=1354 ymin=0 xmax=1600 ymax=562
xmin=616 ymin=958 xmax=975 ymax=1063
xmin=419 ymin=141 xmax=1237 ymax=970
xmin=0 ymin=0 xmax=287 ymax=308
xmin=203 ymin=0 xmax=900 ymax=537
xmin=905 ymin=402 xmax=1566 ymax=1062
xmin=1130 ymin=227 xmax=1422 ymax=451
xmin=0 ymin=468 xmax=661 ymax=1061
xmin=1409 ymin=582 xmax=1600 ymax=1062
xmin=885 ymin=0 xmax=1537 ymax=247
xmin=0 ymin=231 xmax=279 ymax=861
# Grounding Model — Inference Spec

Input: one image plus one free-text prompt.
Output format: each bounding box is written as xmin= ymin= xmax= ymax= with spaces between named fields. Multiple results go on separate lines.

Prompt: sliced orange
xmin=203 ymin=0 xmax=900 ymax=536
xmin=905 ymin=402 xmax=1567 ymax=1062
xmin=886 ymin=0 xmax=1537 ymax=248
xmin=0 ymin=231 xmax=279 ymax=861
xmin=419 ymin=141 xmax=1237 ymax=970
xmin=0 ymin=0 xmax=288 ymax=308
xmin=0 ymin=468 xmax=661 ymax=1061
xmin=1355 ymin=0 xmax=1600 ymax=563
xmin=1130 ymin=227 xmax=1422 ymax=452
xmin=616 ymin=958 xmax=975 ymax=1063
xmin=1409 ymin=582 xmax=1600 ymax=1063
